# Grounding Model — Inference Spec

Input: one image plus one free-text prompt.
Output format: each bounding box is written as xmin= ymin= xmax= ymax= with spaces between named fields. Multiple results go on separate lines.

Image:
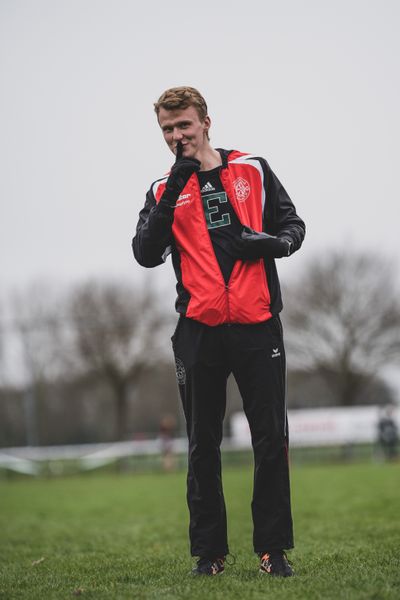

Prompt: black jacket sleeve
xmin=132 ymin=185 xmax=175 ymax=268
xmin=262 ymin=160 xmax=306 ymax=255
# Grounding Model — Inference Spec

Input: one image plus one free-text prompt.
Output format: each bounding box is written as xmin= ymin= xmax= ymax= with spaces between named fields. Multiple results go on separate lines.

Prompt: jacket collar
xmin=215 ymin=148 xmax=233 ymax=169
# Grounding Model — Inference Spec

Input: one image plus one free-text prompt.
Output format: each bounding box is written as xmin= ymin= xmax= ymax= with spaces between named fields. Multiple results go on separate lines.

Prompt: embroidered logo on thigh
xmin=175 ymin=358 xmax=186 ymax=385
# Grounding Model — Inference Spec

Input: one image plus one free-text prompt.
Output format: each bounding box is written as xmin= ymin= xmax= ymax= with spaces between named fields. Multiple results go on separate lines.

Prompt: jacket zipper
xmin=225 ymin=283 xmax=231 ymax=323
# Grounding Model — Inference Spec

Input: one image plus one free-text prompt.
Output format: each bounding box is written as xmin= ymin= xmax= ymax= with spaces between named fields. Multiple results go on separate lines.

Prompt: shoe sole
xmin=259 ymin=568 xmax=294 ymax=577
xmin=191 ymin=570 xmax=224 ymax=576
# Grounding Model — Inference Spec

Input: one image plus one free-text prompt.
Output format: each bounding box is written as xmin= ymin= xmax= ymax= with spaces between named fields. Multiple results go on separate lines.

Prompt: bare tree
xmin=10 ymin=282 xmax=64 ymax=445
xmin=282 ymin=252 xmax=400 ymax=406
xmin=68 ymin=280 xmax=171 ymax=440
xmin=0 ymin=301 xmax=4 ymax=384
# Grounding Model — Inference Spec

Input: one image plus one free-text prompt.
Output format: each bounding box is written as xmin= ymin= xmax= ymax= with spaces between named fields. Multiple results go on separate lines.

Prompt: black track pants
xmin=172 ymin=316 xmax=294 ymax=558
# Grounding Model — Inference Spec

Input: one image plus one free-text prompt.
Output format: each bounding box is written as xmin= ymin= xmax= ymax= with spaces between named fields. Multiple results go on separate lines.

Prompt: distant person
xmin=377 ymin=405 xmax=399 ymax=461
xmin=159 ymin=414 xmax=176 ymax=472
xmin=132 ymin=87 xmax=305 ymax=577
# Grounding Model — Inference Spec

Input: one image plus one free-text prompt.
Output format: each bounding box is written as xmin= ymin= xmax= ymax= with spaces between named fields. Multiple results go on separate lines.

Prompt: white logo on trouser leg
xmin=175 ymin=358 xmax=186 ymax=385
xmin=271 ymin=347 xmax=281 ymax=358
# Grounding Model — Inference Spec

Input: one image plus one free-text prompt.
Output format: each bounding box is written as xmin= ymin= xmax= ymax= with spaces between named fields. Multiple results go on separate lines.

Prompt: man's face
xmin=158 ymin=105 xmax=210 ymax=159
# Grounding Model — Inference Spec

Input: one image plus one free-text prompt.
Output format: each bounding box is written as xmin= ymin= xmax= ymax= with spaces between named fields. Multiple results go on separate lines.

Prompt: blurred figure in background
xmin=159 ymin=414 xmax=177 ymax=472
xmin=377 ymin=405 xmax=399 ymax=461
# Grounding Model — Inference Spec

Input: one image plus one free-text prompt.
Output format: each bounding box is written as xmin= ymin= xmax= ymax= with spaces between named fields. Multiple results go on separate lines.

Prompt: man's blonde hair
xmin=154 ymin=86 xmax=208 ymax=122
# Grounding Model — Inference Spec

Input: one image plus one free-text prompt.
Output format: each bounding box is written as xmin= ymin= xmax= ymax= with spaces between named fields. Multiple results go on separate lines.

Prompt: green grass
xmin=1 ymin=462 xmax=399 ymax=599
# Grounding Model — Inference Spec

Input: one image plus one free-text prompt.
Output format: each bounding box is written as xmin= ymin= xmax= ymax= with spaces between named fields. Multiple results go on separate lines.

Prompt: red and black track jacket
xmin=132 ymin=149 xmax=305 ymax=326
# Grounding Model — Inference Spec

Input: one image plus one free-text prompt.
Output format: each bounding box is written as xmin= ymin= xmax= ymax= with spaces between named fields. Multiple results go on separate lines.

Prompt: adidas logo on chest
xmin=201 ymin=181 xmax=215 ymax=193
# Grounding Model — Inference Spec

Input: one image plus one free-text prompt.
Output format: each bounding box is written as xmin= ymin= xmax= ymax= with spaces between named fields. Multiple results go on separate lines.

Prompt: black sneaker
xmin=192 ymin=556 xmax=225 ymax=576
xmin=259 ymin=551 xmax=293 ymax=577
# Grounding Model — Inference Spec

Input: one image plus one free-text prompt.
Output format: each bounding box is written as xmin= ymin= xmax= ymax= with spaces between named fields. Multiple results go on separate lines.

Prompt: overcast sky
xmin=1 ymin=0 xmax=399 ymax=299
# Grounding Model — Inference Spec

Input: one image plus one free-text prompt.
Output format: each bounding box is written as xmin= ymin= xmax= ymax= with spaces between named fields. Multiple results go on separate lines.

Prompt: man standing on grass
xmin=132 ymin=87 xmax=305 ymax=577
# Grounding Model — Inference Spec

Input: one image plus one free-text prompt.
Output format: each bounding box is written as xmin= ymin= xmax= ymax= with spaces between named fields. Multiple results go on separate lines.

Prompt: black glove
xmin=232 ymin=226 xmax=292 ymax=260
xmin=160 ymin=141 xmax=201 ymax=207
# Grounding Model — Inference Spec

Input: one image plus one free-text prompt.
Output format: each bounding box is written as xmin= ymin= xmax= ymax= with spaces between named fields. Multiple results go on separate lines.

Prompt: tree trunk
xmin=114 ymin=380 xmax=128 ymax=441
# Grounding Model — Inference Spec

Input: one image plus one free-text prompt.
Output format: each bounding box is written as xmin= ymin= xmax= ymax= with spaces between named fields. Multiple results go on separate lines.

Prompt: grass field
xmin=1 ymin=462 xmax=399 ymax=599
